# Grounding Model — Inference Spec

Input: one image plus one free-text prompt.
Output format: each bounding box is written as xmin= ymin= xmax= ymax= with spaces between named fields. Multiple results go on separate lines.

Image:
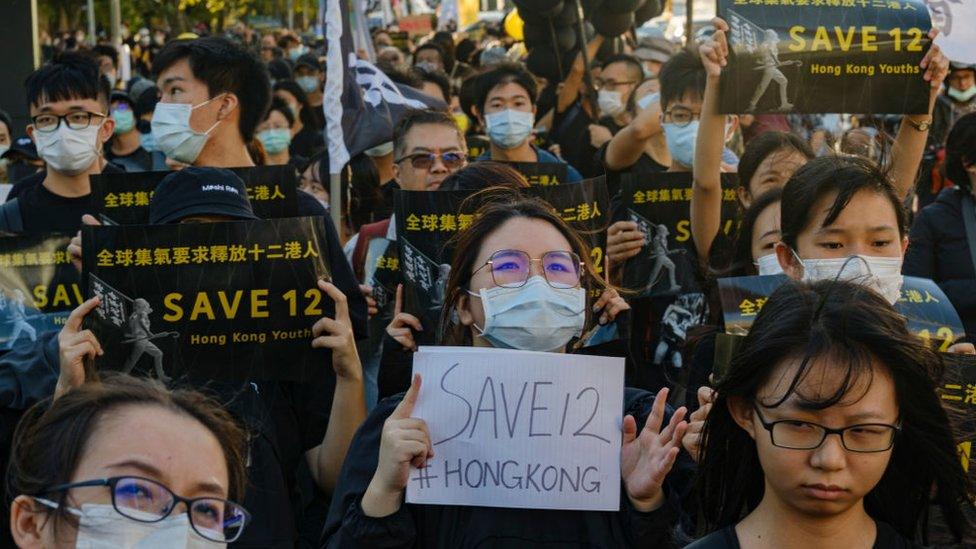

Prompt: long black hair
xmin=696 ymin=280 xmax=972 ymax=541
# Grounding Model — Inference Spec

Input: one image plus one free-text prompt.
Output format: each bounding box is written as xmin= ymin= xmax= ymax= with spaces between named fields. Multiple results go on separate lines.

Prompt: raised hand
xmin=386 ymin=283 xmax=423 ymax=352
xmin=621 ymin=387 xmax=688 ymax=512
xmin=606 ymin=221 xmax=646 ymax=266
xmin=699 ymin=18 xmax=730 ymax=78
xmin=311 ymin=280 xmax=362 ymax=380
xmin=592 ymin=288 xmax=630 ymax=326
xmin=56 ymin=297 xmax=103 ymax=398
xmin=682 ymin=386 xmax=717 ymax=463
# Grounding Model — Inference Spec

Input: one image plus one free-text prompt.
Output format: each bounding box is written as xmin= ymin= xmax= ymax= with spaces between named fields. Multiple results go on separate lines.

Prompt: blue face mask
xmin=111 ymin=108 xmax=135 ymax=134
xmin=289 ymin=45 xmax=306 ymax=61
xmin=139 ymin=131 xmax=156 ymax=152
xmin=296 ymin=75 xmax=320 ymax=94
xmin=468 ymin=276 xmax=586 ymax=352
xmin=663 ymin=121 xmax=699 ymax=168
xmin=485 ymin=109 xmax=535 ymax=150
xmin=258 ymin=128 xmax=292 ymax=154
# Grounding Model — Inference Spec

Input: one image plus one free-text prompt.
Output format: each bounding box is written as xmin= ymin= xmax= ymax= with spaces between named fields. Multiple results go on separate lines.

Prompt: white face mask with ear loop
xmin=754 ymin=253 xmax=784 ymax=276
xmin=151 ymin=95 xmax=227 ymax=165
xmin=33 ymin=123 xmax=104 ymax=176
xmin=791 ymin=250 xmax=904 ymax=305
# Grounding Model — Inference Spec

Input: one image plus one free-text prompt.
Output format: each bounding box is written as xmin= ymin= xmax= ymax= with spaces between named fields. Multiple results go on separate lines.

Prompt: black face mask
xmin=7 ymin=161 xmax=41 ymax=183
xmin=136 ymin=119 xmax=152 ymax=134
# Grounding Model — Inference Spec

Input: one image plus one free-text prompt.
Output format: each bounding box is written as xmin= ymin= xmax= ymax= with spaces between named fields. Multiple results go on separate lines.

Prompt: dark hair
xmin=438 ymin=189 xmax=605 ymax=346
xmin=696 ymin=280 xmax=972 ymax=541
xmin=720 ymin=188 xmax=782 ymax=276
xmin=944 ymin=112 xmax=976 ymax=191
xmin=474 ymin=62 xmax=538 ymax=113
xmin=780 ymin=155 xmax=908 ymax=251
xmin=273 ymin=79 xmax=316 ymax=129
xmin=132 ymin=85 xmax=160 ymax=119
xmin=6 ymin=374 xmax=248 ymax=532
xmin=430 ymin=31 xmax=458 ymax=73
xmin=392 ymin=109 xmax=464 ymax=160
xmin=737 ymin=132 xmax=814 ymax=197
xmin=267 ymin=58 xmax=293 ymax=82
xmin=601 ymin=53 xmax=644 ymax=83
xmin=310 ymin=151 xmax=383 ymax=232
xmin=384 ymin=67 xmax=423 ymax=89
xmin=25 ymin=52 xmax=110 ymax=110
xmin=264 ymin=95 xmax=295 ymax=127
xmin=658 ymin=48 xmax=705 ymax=111
xmin=438 ymin=161 xmax=529 ymax=191
xmin=0 ymin=109 xmax=12 ymax=136
xmin=414 ymin=42 xmax=446 ymax=66
xmin=277 ymin=34 xmax=300 ymax=49
xmin=91 ymin=44 xmax=119 ymax=69
xmin=412 ymin=66 xmax=452 ymax=103
xmin=153 ymin=37 xmax=271 ymax=141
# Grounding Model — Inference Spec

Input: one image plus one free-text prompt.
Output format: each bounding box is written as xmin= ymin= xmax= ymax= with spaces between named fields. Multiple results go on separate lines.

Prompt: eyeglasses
xmin=753 ymin=405 xmax=900 ymax=453
xmin=395 ymin=151 xmax=466 ymax=171
xmin=32 ymin=111 xmax=107 ymax=133
xmin=662 ymin=107 xmax=700 ymax=127
xmin=594 ymin=79 xmax=637 ymax=90
xmin=38 ymin=476 xmax=250 ymax=543
xmin=471 ymin=249 xmax=583 ymax=289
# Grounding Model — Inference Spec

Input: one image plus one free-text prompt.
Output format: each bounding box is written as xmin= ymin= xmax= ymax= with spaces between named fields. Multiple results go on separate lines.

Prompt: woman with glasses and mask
xmin=323 ymin=191 xmax=697 ymax=547
xmin=7 ymin=374 xmax=250 ymax=547
xmin=688 ymin=280 xmax=972 ymax=548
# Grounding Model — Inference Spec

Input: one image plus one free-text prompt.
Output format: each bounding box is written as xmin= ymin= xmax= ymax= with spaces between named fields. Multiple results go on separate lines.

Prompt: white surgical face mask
xmin=151 ymin=97 xmax=223 ymax=165
xmin=33 ymin=124 xmax=103 ymax=176
xmin=795 ymin=252 xmax=904 ymax=305
xmin=637 ymin=92 xmax=659 ymax=111
xmin=485 ymin=109 xmax=535 ymax=150
xmin=597 ymin=90 xmax=626 ymax=117
xmin=468 ymin=275 xmax=586 ymax=352
xmin=754 ymin=253 xmax=784 ymax=276
xmin=947 ymin=84 xmax=976 ymax=103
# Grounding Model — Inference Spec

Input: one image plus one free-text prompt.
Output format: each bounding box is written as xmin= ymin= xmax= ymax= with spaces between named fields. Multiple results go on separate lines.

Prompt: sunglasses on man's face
xmin=396 ymin=151 xmax=466 ymax=171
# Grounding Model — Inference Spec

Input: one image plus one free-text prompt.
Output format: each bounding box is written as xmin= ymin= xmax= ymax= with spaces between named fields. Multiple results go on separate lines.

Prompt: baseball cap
xmin=149 ymin=167 xmax=259 ymax=225
xmin=294 ymin=53 xmax=321 ymax=72
xmin=634 ymin=36 xmax=675 ymax=65
xmin=2 ymin=136 xmax=38 ymax=161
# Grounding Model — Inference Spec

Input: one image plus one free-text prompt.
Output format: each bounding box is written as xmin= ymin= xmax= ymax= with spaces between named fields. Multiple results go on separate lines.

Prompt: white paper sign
xmin=927 ymin=0 xmax=976 ymax=64
xmin=405 ymin=347 xmax=625 ymax=511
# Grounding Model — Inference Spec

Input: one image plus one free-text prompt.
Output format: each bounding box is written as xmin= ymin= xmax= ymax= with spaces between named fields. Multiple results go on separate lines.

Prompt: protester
xmin=1 ymin=52 xmax=118 ymax=234
xmin=690 ymin=280 xmax=972 ymax=547
xmin=256 ymin=96 xmax=295 ymax=167
xmin=293 ymin=54 xmax=326 ymax=129
xmin=932 ymin=62 xmax=976 ymax=144
xmin=91 ymin=44 xmax=120 ymax=90
xmin=593 ymin=54 xmax=645 ymax=145
xmin=274 ymin=80 xmax=326 ymax=157
xmin=904 ymin=112 xmax=976 ymax=336
xmin=472 ymin=63 xmax=583 ymax=182
xmin=411 ymin=66 xmax=452 ymax=105
xmin=7 ymin=374 xmax=251 ymax=547
xmin=0 ymin=109 xmax=12 ymax=182
xmin=324 ymin=192 xmax=694 ymax=546
xmin=1 ymin=136 xmax=44 ymax=186
xmin=103 ymin=91 xmax=155 ymax=172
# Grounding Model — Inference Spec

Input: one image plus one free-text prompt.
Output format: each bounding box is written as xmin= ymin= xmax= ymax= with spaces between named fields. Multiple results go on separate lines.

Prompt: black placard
xmin=0 ymin=233 xmax=80 ymax=349
xmin=503 ymin=161 xmax=569 ymax=187
xmin=90 ymin=165 xmax=299 ymax=225
xmin=717 ymin=0 xmax=932 ymax=114
xmin=81 ymin=217 xmax=331 ymax=381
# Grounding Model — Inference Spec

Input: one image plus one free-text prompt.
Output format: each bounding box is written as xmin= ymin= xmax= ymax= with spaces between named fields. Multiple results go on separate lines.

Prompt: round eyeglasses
xmin=38 ymin=476 xmax=250 ymax=543
xmin=32 ymin=111 xmax=107 ymax=133
xmin=753 ymin=405 xmax=900 ymax=453
xmin=662 ymin=106 xmax=701 ymax=128
xmin=471 ymin=249 xmax=583 ymax=289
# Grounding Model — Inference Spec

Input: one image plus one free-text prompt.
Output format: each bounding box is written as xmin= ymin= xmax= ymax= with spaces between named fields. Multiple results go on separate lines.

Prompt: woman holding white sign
xmin=323 ymin=193 xmax=696 ymax=547
xmin=688 ymin=280 xmax=972 ymax=547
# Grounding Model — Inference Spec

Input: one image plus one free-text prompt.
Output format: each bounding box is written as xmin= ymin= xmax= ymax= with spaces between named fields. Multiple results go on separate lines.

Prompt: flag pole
xmin=329 ymin=172 xmax=342 ymax=229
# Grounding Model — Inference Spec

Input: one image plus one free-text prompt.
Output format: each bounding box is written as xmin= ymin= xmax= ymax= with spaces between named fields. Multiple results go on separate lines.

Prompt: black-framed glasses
xmin=31 ymin=111 xmax=107 ymax=133
xmin=594 ymin=79 xmax=637 ymax=91
xmin=471 ymin=249 xmax=583 ymax=289
xmin=395 ymin=151 xmax=466 ymax=171
xmin=753 ymin=405 xmax=900 ymax=453
xmin=662 ymin=107 xmax=700 ymax=127
xmin=38 ymin=476 xmax=250 ymax=543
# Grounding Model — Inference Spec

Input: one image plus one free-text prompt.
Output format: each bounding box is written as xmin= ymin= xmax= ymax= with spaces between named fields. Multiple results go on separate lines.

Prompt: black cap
xmin=149 ymin=167 xmax=259 ymax=224
xmin=110 ymin=90 xmax=132 ymax=104
xmin=2 ymin=136 xmax=37 ymax=161
xmin=294 ymin=53 xmax=321 ymax=72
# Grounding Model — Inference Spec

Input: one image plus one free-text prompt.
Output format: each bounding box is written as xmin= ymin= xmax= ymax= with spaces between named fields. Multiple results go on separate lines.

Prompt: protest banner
xmin=717 ymin=275 xmax=965 ymax=349
xmin=90 ymin=165 xmax=298 ymax=225
xmin=0 ymin=233 xmax=79 ymax=349
xmin=937 ymin=353 xmax=976 ymax=499
xmin=398 ymin=14 xmax=434 ymax=36
xmin=503 ymin=162 xmax=569 ymax=187
xmin=388 ymin=30 xmax=411 ymax=53
xmin=406 ymin=347 xmax=625 ymax=511
xmin=717 ymin=0 xmax=933 ymax=114
xmin=364 ymin=237 xmax=400 ymax=349
xmin=395 ymin=178 xmax=610 ymax=337
xmin=926 ymin=0 xmax=976 ymax=64
xmin=81 ymin=217 xmax=331 ymax=381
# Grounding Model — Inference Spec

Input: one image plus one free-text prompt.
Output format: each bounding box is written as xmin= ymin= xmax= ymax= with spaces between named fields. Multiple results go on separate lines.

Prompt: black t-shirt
xmin=105 ymin=144 xmax=154 ymax=172
xmin=290 ymin=126 xmax=325 ymax=159
xmin=685 ymin=521 xmax=923 ymax=548
xmin=551 ymin=101 xmax=606 ymax=179
xmin=12 ymin=163 xmax=126 ymax=234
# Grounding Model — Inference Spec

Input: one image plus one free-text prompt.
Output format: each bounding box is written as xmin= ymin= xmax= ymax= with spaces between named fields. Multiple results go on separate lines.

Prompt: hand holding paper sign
xmin=68 ymin=214 xmax=101 ymax=272
xmin=363 ymin=374 xmax=433 ymax=518
xmin=55 ymin=296 xmax=104 ymax=399
xmin=387 ymin=283 xmax=423 ymax=352
xmin=621 ymin=387 xmax=688 ymax=512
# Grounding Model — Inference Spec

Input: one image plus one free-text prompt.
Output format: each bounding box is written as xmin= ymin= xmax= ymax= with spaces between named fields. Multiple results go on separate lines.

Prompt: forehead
xmin=752 ymin=149 xmax=808 ymax=183
xmin=274 ymin=89 xmax=297 ymax=103
xmin=402 ymin=123 xmax=462 ymax=151
xmin=487 ymin=81 xmax=530 ymax=101
xmin=31 ymin=95 xmax=103 ymax=113
xmin=416 ymin=48 xmax=442 ymax=59
xmin=805 ymin=188 xmax=899 ymax=233
xmin=663 ymin=89 xmax=702 ymax=111
xmin=157 ymin=58 xmax=205 ymax=88
xmin=267 ymin=109 xmax=289 ymax=124
xmin=601 ymin=62 xmax=635 ymax=80
xmin=759 ymin=354 xmax=897 ymax=415
xmin=477 ymin=217 xmax=573 ymax=263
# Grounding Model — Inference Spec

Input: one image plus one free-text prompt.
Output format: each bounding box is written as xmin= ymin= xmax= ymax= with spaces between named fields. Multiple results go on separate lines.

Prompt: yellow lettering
xmin=788 ymin=25 xmax=807 ymax=52
xmin=675 ymin=220 xmax=691 ymax=243
xmin=861 ymin=26 xmax=877 ymax=52
xmin=835 ymin=26 xmax=855 ymax=51
xmin=888 ymin=27 xmax=902 ymax=51
xmin=251 ymin=289 xmax=269 ymax=318
xmin=216 ymin=290 xmax=243 ymax=319
xmin=189 ymin=293 xmax=216 ymax=321
xmin=811 ymin=26 xmax=832 ymax=52
xmin=906 ymin=27 xmax=923 ymax=52
xmin=51 ymin=284 xmax=71 ymax=307
xmin=32 ymin=285 xmax=47 ymax=308
xmin=163 ymin=293 xmax=183 ymax=322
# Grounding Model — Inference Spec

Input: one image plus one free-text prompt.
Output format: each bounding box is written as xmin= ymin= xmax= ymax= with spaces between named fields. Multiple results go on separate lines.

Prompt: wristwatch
xmin=906 ymin=117 xmax=931 ymax=131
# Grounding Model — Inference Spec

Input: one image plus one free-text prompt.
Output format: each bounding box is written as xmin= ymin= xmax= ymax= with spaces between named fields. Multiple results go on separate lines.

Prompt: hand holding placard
xmin=363 ymin=374 xmax=433 ymax=518
xmin=700 ymin=18 xmax=730 ymax=78
xmin=621 ymin=387 xmax=688 ymax=512
xmin=56 ymin=296 xmax=104 ymax=398
xmin=312 ymin=280 xmax=362 ymax=380
xmin=386 ymin=283 xmax=422 ymax=352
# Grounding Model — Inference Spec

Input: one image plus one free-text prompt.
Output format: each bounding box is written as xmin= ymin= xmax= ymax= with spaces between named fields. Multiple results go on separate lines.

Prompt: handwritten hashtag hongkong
xmin=411 ymin=465 xmax=438 ymax=489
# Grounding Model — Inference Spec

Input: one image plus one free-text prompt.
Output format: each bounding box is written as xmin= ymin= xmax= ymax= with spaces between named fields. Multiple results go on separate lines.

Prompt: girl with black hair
xmin=273 ymin=80 xmax=325 ymax=157
xmin=688 ymin=280 xmax=973 ymax=548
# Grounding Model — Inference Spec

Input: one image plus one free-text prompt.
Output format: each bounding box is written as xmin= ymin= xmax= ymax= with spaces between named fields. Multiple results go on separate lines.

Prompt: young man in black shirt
xmin=1 ymin=53 xmax=118 ymax=234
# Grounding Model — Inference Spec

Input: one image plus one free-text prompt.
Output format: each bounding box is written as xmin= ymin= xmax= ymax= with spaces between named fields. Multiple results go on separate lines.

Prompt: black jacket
xmin=321 ymin=388 xmax=693 ymax=548
xmin=903 ymin=187 xmax=976 ymax=337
